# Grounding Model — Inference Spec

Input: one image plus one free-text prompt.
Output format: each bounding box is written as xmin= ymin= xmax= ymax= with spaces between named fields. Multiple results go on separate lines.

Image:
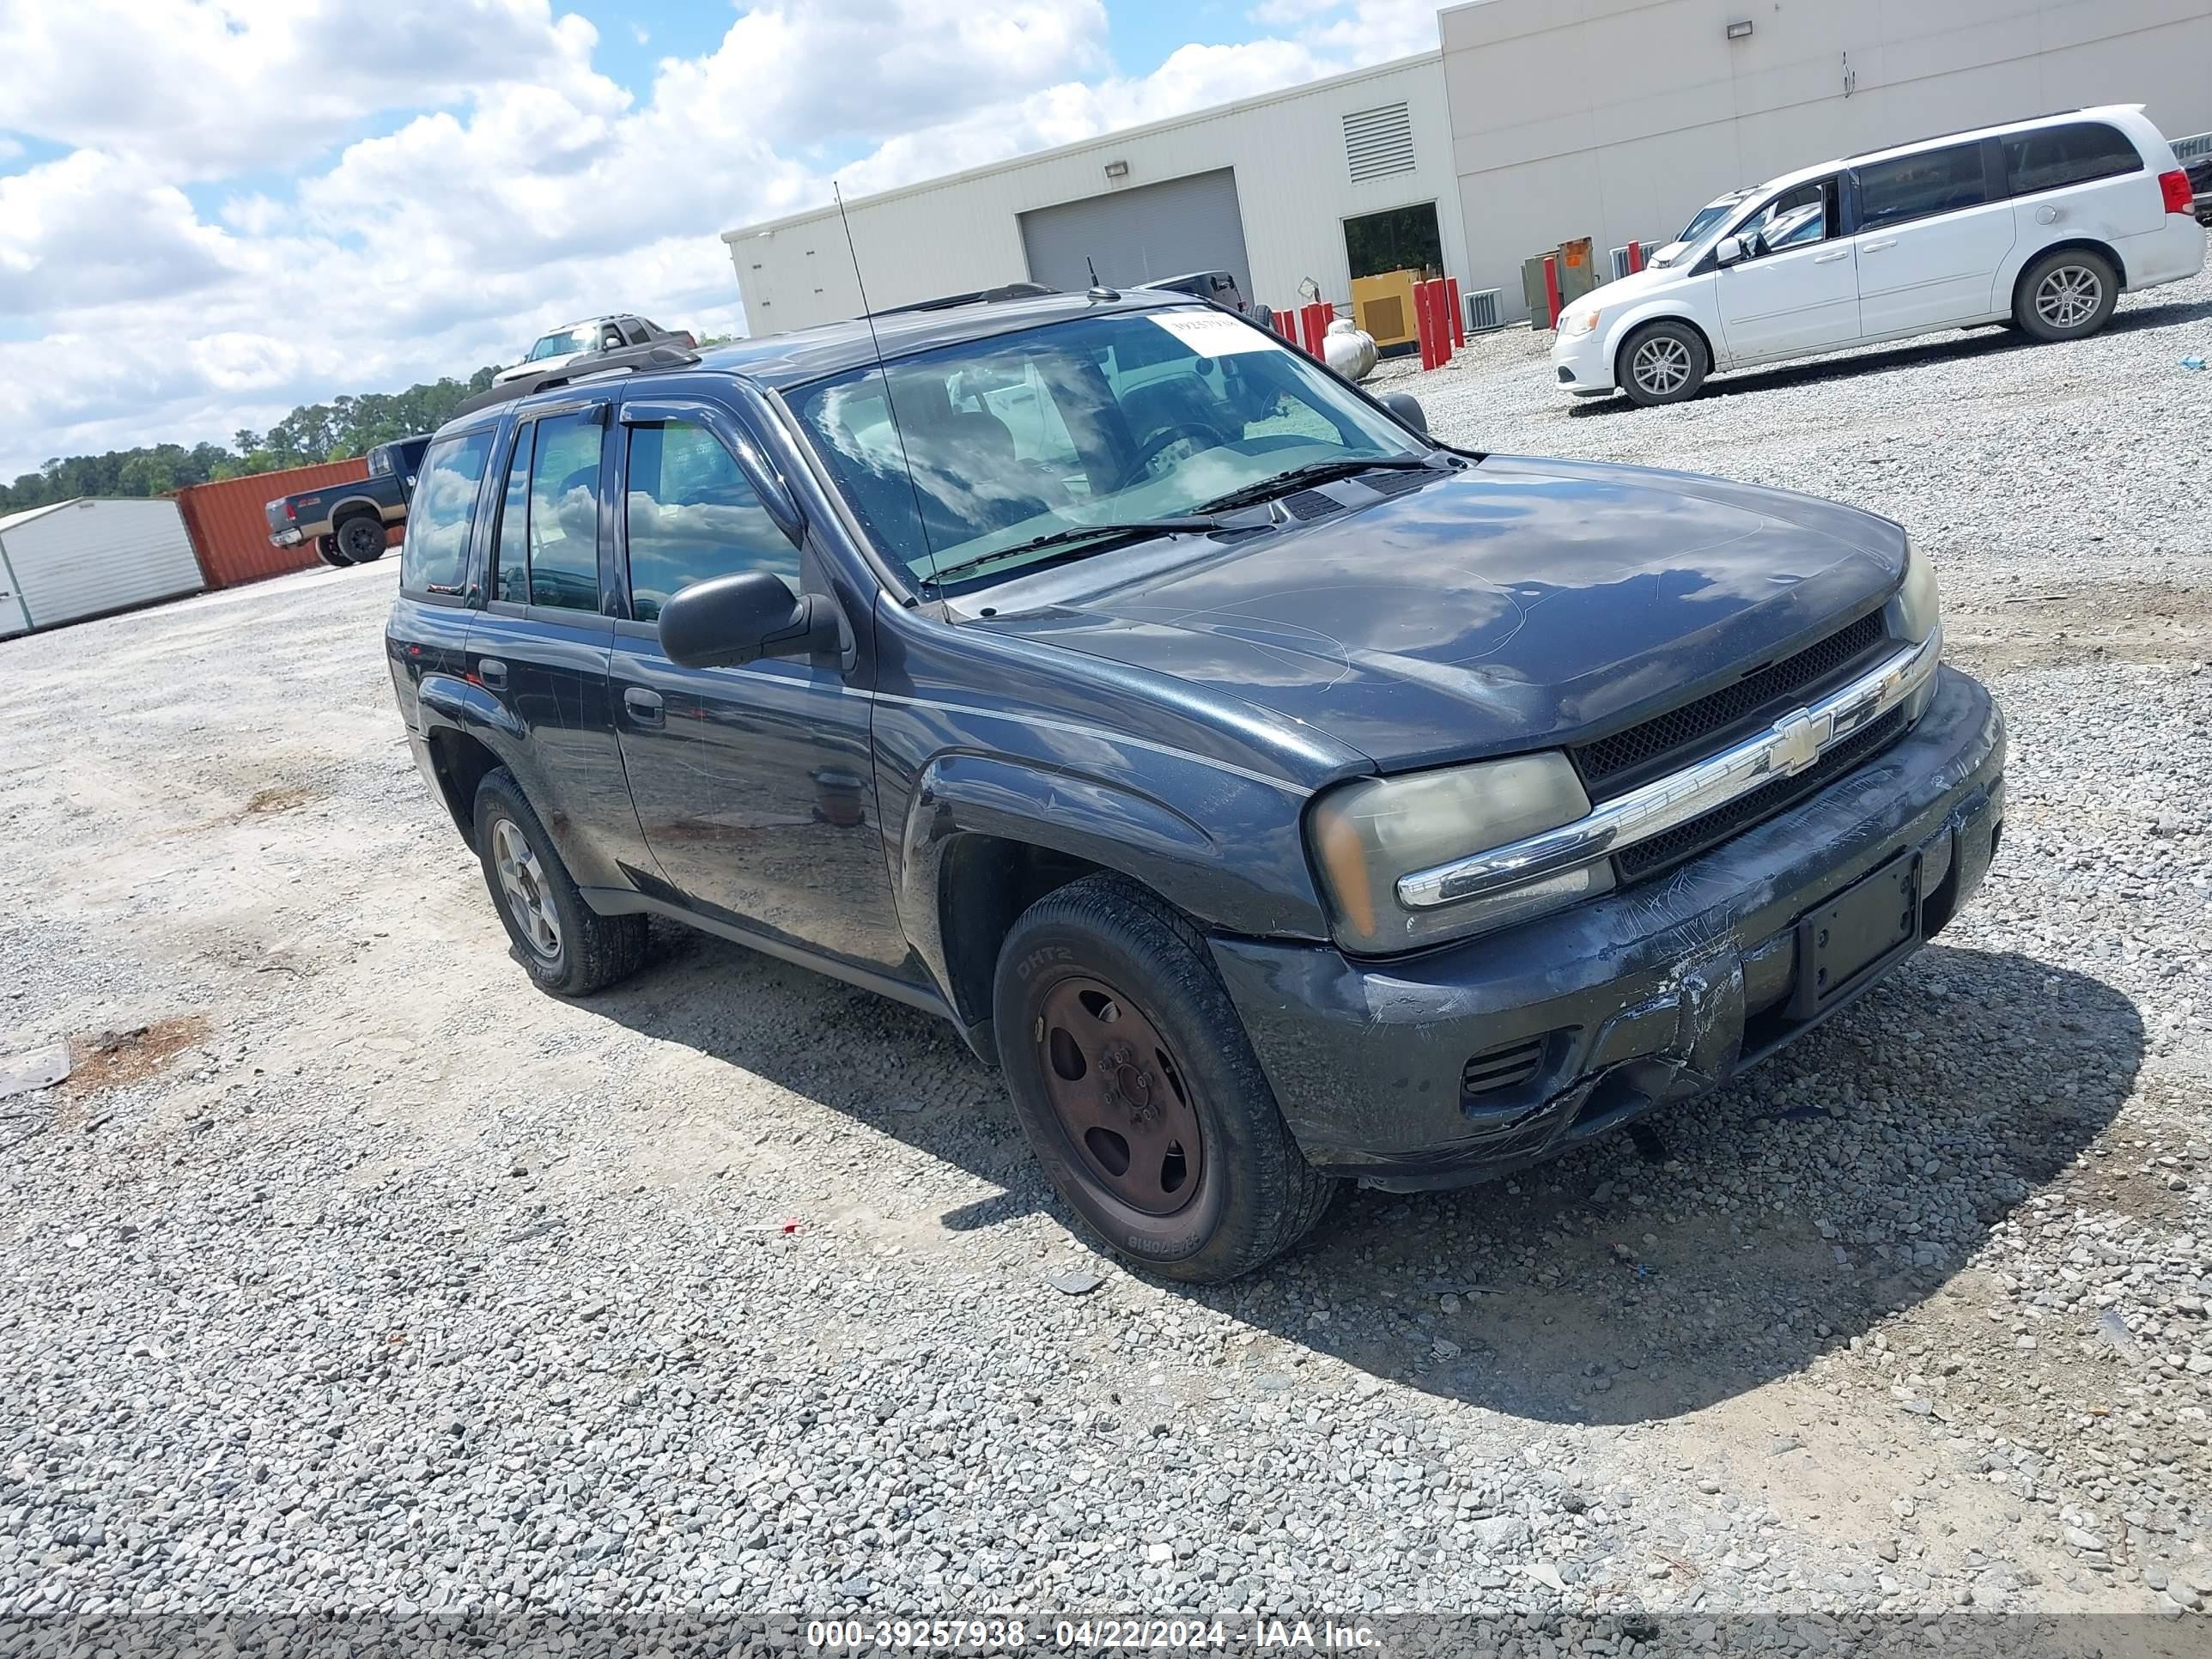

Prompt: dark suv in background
xmin=386 ymin=289 xmax=2004 ymax=1283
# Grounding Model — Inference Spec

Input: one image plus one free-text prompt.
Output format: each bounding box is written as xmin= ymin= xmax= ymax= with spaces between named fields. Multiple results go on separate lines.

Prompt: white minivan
xmin=1551 ymin=106 xmax=2205 ymax=407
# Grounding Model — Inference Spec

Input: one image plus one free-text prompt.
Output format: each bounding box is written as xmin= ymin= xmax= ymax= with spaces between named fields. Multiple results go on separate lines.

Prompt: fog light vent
xmin=1462 ymin=1036 xmax=1547 ymax=1097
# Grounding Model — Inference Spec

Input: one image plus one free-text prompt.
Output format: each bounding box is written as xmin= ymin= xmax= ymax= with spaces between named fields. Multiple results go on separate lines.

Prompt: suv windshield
xmin=788 ymin=307 xmax=1425 ymax=588
xmin=526 ymin=325 xmax=595 ymax=362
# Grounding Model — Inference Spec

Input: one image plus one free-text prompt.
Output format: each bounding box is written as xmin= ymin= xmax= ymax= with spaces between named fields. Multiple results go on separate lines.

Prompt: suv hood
xmin=979 ymin=456 xmax=1905 ymax=772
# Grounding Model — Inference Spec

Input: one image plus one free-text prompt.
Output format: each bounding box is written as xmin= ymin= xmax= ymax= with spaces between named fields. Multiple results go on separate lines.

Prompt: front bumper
xmin=1549 ymin=325 xmax=1614 ymax=396
xmin=1210 ymin=665 xmax=2005 ymax=1190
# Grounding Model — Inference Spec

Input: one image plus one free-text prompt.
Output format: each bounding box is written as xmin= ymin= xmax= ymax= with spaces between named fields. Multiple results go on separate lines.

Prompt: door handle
xmin=1862 ymin=238 xmax=1899 ymax=252
xmin=1814 ymin=250 xmax=1850 ymax=264
xmin=476 ymin=658 xmax=507 ymax=691
xmin=624 ymin=687 xmax=665 ymax=726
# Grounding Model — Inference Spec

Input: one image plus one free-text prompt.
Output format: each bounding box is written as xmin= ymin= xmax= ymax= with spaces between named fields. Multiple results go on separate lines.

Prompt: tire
xmin=993 ymin=873 xmax=1336 ymax=1283
xmin=472 ymin=768 xmax=647 ymax=997
xmin=336 ymin=514 xmax=387 ymax=563
xmin=315 ymin=535 xmax=353 ymax=568
xmin=2014 ymin=248 xmax=2118 ymax=343
xmin=1618 ymin=319 xmax=1710 ymax=406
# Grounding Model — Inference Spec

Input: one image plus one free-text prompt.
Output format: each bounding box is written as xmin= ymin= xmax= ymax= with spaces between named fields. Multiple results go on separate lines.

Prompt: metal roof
xmin=0 ymin=499 xmax=84 ymax=536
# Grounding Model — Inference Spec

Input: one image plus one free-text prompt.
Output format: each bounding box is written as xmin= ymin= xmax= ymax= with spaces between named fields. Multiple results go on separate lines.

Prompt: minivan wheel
xmin=315 ymin=535 xmax=353 ymax=568
xmin=336 ymin=515 xmax=387 ymax=563
xmin=472 ymin=768 xmax=647 ymax=996
xmin=1618 ymin=320 xmax=1710 ymax=406
xmin=993 ymin=874 xmax=1336 ymax=1284
xmin=2015 ymin=249 xmax=2118 ymax=343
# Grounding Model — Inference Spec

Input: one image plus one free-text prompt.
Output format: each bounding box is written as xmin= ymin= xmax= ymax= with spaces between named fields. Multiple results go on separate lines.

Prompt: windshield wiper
xmin=921 ymin=516 xmax=1228 ymax=588
xmin=1195 ymin=455 xmax=1439 ymax=514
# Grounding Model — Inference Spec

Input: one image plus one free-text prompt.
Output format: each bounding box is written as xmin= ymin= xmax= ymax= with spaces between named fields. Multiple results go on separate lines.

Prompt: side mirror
xmin=1379 ymin=390 xmax=1427 ymax=433
xmin=1715 ymin=234 xmax=1746 ymax=267
xmin=658 ymin=571 xmax=841 ymax=669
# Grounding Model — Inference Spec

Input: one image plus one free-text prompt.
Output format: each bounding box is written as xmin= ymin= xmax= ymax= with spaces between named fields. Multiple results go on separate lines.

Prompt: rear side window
xmin=625 ymin=421 xmax=799 ymax=623
xmin=2002 ymin=122 xmax=2142 ymax=195
xmin=400 ymin=429 xmax=493 ymax=593
xmin=1856 ymin=143 xmax=1991 ymax=230
xmin=523 ymin=412 xmax=605 ymax=611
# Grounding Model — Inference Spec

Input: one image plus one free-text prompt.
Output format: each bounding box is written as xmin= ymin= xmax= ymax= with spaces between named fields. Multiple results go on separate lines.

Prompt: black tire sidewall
xmin=317 ymin=537 xmax=352 ymax=568
xmin=2016 ymin=251 xmax=2118 ymax=342
xmin=472 ymin=772 xmax=592 ymax=994
xmin=994 ymin=882 xmax=1322 ymax=1280
xmin=337 ymin=519 xmax=386 ymax=562
xmin=1619 ymin=320 xmax=1709 ymax=406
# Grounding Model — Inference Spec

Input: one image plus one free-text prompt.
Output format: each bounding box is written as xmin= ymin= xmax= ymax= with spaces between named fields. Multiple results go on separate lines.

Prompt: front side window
xmin=1856 ymin=143 xmax=1991 ymax=230
xmin=1736 ymin=179 xmax=1836 ymax=255
xmin=789 ymin=308 xmax=1422 ymax=589
xmin=399 ymin=428 xmax=493 ymax=593
xmin=625 ymin=420 xmax=799 ymax=623
xmin=526 ymin=326 xmax=592 ymax=362
xmin=2002 ymin=122 xmax=2142 ymax=196
xmin=520 ymin=411 xmax=604 ymax=612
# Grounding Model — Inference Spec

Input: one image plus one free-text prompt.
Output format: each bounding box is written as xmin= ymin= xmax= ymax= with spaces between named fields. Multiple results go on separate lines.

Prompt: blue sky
xmin=0 ymin=0 xmax=1433 ymax=477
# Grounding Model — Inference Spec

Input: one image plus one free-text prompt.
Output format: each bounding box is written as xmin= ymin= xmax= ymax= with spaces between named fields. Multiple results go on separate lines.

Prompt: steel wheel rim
xmin=340 ymin=520 xmax=380 ymax=558
xmin=1035 ymin=975 xmax=1204 ymax=1217
xmin=491 ymin=818 xmax=562 ymax=960
xmin=2035 ymin=266 xmax=2101 ymax=329
xmin=1633 ymin=337 xmax=1691 ymax=395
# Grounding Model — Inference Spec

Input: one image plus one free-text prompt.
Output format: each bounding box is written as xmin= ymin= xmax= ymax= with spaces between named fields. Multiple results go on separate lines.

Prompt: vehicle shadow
xmin=1568 ymin=293 xmax=2212 ymax=416
xmin=584 ymin=935 xmax=2141 ymax=1425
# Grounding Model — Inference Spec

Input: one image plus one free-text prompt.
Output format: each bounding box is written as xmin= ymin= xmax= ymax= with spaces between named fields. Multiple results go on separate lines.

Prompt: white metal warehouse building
xmin=0 ymin=498 xmax=204 ymax=638
xmin=722 ymin=0 xmax=2212 ymax=333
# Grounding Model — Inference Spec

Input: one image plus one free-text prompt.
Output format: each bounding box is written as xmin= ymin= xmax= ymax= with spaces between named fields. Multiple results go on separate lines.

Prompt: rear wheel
xmin=315 ymin=535 xmax=353 ymax=568
xmin=1618 ymin=319 xmax=1710 ymax=406
xmin=994 ymin=874 xmax=1335 ymax=1283
xmin=472 ymin=768 xmax=647 ymax=996
xmin=336 ymin=514 xmax=387 ymax=563
xmin=2014 ymin=249 xmax=2118 ymax=343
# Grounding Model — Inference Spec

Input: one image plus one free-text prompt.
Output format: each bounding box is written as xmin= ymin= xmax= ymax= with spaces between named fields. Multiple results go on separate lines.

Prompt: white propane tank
xmin=1322 ymin=317 xmax=1379 ymax=382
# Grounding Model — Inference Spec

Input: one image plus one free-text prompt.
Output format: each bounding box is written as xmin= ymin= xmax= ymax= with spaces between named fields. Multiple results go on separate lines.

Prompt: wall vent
xmin=1343 ymin=101 xmax=1416 ymax=184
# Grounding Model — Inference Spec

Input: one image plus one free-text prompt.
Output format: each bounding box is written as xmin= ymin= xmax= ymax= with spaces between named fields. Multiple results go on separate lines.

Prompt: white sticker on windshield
xmin=1147 ymin=308 xmax=1284 ymax=357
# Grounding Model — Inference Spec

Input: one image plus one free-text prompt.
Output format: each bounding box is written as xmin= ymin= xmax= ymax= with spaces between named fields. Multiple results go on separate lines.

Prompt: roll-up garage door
xmin=1018 ymin=169 xmax=1254 ymax=299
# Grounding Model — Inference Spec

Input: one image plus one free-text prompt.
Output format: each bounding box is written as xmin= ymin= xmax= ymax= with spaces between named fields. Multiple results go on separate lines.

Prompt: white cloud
xmin=0 ymin=0 xmax=1433 ymax=479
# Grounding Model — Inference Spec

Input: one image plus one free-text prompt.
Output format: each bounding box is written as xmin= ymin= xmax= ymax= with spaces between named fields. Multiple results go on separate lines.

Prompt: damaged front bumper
xmin=1209 ymin=665 xmax=2006 ymax=1191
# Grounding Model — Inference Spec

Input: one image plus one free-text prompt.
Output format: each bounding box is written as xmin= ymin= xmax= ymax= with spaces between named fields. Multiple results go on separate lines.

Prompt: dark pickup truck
xmin=267 ymin=433 xmax=432 ymax=567
xmin=386 ymin=288 xmax=2003 ymax=1283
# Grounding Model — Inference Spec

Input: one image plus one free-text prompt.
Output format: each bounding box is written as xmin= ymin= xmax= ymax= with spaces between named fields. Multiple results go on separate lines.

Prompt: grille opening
xmin=1575 ymin=612 xmax=1888 ymax=797
xmin=1615 ymin=708 xmax=1908 ymax=883
xmin=1462 ymin=1036 xmax=1547 ymax=1098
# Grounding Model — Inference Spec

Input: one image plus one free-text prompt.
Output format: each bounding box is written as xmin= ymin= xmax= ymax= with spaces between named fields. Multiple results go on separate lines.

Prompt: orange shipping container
xmin=172 ymin=459 xmax=379 ymax=590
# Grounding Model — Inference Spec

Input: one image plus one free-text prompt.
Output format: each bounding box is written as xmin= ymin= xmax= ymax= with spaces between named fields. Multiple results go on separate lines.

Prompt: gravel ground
xmin=3 ymin=258 xmax=2210 ymax=1654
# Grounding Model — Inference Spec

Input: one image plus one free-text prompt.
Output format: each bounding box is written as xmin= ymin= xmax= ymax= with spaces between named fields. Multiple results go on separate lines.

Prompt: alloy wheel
xmin=1632 ymin=336 xmax=1692 ymax=397
xmin=491 ymin=818 xmax=562 ymax=960
xmin=2035 ymin=265 xmax=2103 ymax=331
xmin=1035 ymin=975 xmax=1205 ymax=1217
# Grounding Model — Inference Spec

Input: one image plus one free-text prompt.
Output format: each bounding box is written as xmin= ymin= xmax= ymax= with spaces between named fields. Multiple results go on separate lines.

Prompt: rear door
xmin=1851 ymin=140 xmax=2018 ymax=335
xmin=1712 ymin=176 xmax=1859 ymax=362
xmin=465 ymin=398 xmax=654 ymax=893
xmin=606 ymin=397 xmax=911 ymax=976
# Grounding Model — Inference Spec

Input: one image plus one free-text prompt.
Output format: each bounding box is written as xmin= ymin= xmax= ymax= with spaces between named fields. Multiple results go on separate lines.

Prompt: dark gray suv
xmin=386 ymin=288 xmax=2004 ymax=1283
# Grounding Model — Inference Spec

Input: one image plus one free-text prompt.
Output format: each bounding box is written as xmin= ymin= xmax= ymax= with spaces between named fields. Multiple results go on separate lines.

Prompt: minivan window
xmin=523 ymin=412 xmax=605 ymax=612
xmin=399 ymin=428 xmax=493 ymax=593
xmin=1856 ymin=143 xmax=1991 ymax=230
xmin=2002 ymin=122 xmax=2142 ymax=196
xmin=624 ymin=421 xmax=799 ymax=622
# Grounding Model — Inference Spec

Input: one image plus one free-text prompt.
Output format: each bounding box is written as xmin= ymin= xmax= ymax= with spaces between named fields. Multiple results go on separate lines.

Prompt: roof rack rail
xmin=452 ymin=343 xmax=702 ymax=417
xmin=869 ymin=282 xmax=1057 ymax=318
xmin=1844 ymin=108 xmax=2081 ymax=162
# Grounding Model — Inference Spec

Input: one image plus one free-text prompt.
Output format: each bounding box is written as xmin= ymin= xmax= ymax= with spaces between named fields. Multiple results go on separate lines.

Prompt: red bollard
xmin=1273 ymin=307 xmax=1296 ymax=340
xmin=1431 ymin=281 xmax=1455 ymax=362
xmin=1542 ymin=255 xmax=1563 ymax=331
xmin=1445 ymin=278 xmax=1464 ymax=349
xmin=1413 ymin=282 xmax=1433 ymax=369
xmin=1627 ymin=240 xmax=1644 ymax=274
xmin=1300 ymin=302 xmax=1328 ymax=357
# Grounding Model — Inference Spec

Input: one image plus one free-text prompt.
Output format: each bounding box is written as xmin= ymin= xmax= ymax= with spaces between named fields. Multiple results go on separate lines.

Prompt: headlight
xmin=1893 ymin=538 xmax=1940 ymax=643
xmin=1308 ymin=753 xmax=1613 ymax=955
xmin=1559 ymin=307 xmax=1602 ymax=338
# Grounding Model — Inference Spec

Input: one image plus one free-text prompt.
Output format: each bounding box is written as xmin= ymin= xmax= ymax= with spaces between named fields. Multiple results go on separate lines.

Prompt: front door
xmin=1852 ymin=141 xmax=2019 ymax=337
xmin=605 ymin=399 xmax=911 ymax=978
xmin=1713 ymin=177 xmax=1860 ymax=363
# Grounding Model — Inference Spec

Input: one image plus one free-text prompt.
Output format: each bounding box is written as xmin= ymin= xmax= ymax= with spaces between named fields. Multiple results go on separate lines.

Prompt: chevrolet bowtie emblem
xmin=1770 ymin=709 xmax=1826 ymax=776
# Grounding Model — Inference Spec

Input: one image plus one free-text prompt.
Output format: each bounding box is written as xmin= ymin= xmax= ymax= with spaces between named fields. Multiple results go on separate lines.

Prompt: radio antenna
xmin=833 ymin=179 xmax=939 ymax=588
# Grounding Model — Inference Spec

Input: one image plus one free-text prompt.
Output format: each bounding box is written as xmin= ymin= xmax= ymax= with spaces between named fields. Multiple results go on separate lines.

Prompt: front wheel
xmin=993 ymin=874 xmax=1336 ymax=1283
xmin=336 ymin=515 xmax=387 ymax=563
xmin=2014 ymin=249 xmax=2118 ymax=343
xmin=1618 ymin=320 xmax=1710 ymax=406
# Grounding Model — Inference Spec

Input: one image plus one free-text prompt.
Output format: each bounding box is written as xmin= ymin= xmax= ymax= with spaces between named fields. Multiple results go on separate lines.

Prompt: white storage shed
xmin=0 ymin=497 xmax=205 ymax=639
